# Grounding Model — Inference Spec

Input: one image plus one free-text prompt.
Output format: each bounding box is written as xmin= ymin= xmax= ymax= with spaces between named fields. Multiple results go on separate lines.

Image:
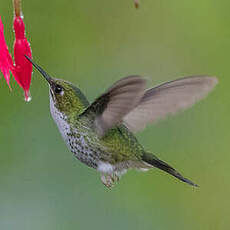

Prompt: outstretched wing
xmin=123 ymin=76 xmax=218 ymax=132
xmin=82 ymin=75 xmax=146 ymax=136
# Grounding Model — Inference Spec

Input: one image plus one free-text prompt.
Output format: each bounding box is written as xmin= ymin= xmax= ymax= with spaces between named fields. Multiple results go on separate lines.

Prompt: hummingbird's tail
xmin=142 ymin=152 xmax=198 ymax=187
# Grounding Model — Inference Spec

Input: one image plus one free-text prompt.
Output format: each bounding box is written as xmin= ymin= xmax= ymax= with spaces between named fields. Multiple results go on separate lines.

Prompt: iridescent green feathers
xmin=51 ymin=80 xmax=89 ymax=116
xmin=54 ymin=75 xmax=217 ymax=187
xmin=82 ymin=75 xmax=146 ymax=136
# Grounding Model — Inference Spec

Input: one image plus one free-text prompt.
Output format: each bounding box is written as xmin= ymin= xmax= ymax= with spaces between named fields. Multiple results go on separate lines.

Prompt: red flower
xmin=13 ymin=16 xmax=32 ymax=101
xmin=0 ymin=1 xmax=32 ymax=102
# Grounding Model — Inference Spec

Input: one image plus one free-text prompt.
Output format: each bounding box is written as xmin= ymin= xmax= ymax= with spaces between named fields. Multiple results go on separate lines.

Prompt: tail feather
xmin=142 ymin=152 xmax=198 ymax=187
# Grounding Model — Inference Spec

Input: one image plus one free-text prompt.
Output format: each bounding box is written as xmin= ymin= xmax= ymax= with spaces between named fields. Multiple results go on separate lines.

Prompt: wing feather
xmin=123 ymin=76 xmax=218 ymax=132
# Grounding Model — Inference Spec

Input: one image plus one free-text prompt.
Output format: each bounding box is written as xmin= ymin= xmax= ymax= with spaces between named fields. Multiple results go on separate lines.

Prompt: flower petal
xmin=0 ymin=16 xmax=14 ymax=88
xmin=13 ymin=16 xmax=32 ymax=101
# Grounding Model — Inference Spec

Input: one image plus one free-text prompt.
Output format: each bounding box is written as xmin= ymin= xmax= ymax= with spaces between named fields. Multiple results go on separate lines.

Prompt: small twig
xmin=13 ymin=0 xmax=21 ymax=17
xmin=134 ymin=0 xmax=140 ymax=9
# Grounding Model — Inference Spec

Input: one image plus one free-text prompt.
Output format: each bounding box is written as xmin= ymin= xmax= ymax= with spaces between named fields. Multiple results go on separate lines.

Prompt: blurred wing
xmin=123 ymin=76 xmax=218 ymax=132
xmin=82 ymin=75 xmax=146 ymax=136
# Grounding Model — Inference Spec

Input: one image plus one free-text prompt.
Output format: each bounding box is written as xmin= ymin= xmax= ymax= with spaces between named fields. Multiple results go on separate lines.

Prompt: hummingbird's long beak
xmin=25 ymin=55 xmax=53 ymax=85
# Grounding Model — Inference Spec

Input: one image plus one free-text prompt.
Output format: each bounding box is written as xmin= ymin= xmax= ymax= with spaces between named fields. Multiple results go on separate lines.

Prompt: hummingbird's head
xmin=48 ymin=79 xmax=89 ymax=116
xmin=25 ymin=56 xmax=89 ymax=116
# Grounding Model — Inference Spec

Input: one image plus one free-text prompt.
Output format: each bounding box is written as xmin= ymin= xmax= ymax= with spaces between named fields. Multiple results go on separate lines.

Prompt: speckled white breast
xmin=50 ymin=96 xmax=70 ymax=143
xmin=49 ymin=96 xmax=99 ymax=168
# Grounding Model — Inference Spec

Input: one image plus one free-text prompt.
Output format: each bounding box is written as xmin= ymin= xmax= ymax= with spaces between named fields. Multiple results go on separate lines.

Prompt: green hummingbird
xmin=26 ymin=56 xmax=217 ymax=188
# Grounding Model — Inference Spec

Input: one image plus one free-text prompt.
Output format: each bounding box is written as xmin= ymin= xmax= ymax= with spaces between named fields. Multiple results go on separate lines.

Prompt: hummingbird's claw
xmin=101 ymin=173 xmax=120 ymax=189
xmin=101 ymin=174 xmax=113 ymax=188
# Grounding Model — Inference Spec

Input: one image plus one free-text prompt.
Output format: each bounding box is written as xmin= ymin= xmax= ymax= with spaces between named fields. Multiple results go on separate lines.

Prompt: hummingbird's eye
xmin=54 ymin=85 xmax=63 ymax=95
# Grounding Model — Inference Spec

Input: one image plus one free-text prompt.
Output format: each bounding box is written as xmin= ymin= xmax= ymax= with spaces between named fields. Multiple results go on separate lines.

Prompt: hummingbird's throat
xmin=50 ymin=89 xmax=55 ymax=101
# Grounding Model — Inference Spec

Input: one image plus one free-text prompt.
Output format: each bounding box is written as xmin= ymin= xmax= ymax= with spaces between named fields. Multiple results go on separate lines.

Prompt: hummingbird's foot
xmin=101 ymin=173 xmax=119 ymax=188
xmin=101 ymin=174 xmax=113 ymax=188
xmin=112 ymin=174 xmax=120 ymax=183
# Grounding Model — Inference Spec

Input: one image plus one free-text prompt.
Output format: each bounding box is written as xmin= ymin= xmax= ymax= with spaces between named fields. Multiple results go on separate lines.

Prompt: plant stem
xmin=13 ymin=0 xmax=21 ymax=17
xmin=134 ymin=0 xmax=139 ymax=9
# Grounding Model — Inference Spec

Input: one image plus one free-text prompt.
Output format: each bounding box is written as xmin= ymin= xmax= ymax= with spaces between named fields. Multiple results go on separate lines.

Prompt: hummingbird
xmin=25 ymin=56 xmax=217 ymax=188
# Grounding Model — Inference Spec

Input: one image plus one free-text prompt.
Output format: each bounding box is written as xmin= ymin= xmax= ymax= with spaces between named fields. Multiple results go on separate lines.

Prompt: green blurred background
xmin=0 ymin=0 xmax=229 ymax=229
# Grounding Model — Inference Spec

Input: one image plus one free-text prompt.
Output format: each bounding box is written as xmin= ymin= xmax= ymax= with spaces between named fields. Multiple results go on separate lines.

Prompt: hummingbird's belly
xmin=50 ymin=99 xmax=102 ymax=169
xmin=66 ymin=130 xmax=101 ymax=169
